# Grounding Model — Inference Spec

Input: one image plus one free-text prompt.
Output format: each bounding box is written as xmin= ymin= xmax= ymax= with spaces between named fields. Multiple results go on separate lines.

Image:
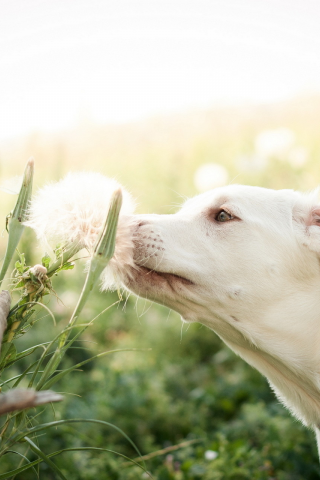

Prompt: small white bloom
xmin=26 ymin=171 xmax=136 ymax=290
xmin=26 ymin=172 xmax=134 ymax=250
xmin=236 ymin=154 xmax=267 ymax=172
xmin=287 ymin=146 xmax=308 ymax=168
xmin=194 ymin=163 xmax=229 ymax=192
xmin=204 ymin=450 xmax=218 ymax=460
xmin=255 ymin=128 xmax=295 ymax=159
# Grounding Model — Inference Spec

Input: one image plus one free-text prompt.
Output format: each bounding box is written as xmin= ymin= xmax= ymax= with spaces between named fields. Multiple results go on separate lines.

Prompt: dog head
xmin=121 ymin=185 xmax=320 ymax=325
xmin=112 ymin=184 xmax=320 ymax=425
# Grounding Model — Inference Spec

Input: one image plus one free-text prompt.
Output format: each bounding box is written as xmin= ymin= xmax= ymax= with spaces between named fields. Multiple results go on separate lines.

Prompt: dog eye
xmin=216 ymin=210 xmax=233 ymax=222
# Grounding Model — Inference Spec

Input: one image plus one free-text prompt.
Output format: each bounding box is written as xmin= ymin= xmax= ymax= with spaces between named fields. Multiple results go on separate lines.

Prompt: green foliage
xmin=41 ymin=253 xmax=51 ymax=269
xmin=1 ymin=293 xmax=317 ymax=479
xmin=15 ymin=253 xmax=28 ymax=275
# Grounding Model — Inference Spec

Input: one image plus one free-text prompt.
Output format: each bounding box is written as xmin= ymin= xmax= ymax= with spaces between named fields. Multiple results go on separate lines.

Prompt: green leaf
xmin=41 ymin=253 xmax=51 ymax=269
xmin=15 ymin=260 xmax=24 ymax=274
xmin=30 ymin=323 xmax=92 ymax=388
xmin=4 ymin=346 xmax=38 ymax=368
xmin=55 ymin=262 xmax=75 ymax=273
xmin=53 ymin=243 xmax=63 ymax=260
xmin=42 ymin=348 xmax=146 ymax=390
xmin=14 ymin=253 xmax=29 ymax=278
xmin=13 ymin=351 xmax=53 ymax=388
xmin=19 ymin=252 xmax=25 ymax=266
xmin=0 ymin=343 xmax=17 ymax=369
xmin=34 ymin=301 xmax=120 ymax=389
xmin=13 ymin=279 xmax=26 ymax=289
xmin=4 ymin=450 xmax=39 ymax=478
xmin=24 ymin=437 xmax=67 ymax=480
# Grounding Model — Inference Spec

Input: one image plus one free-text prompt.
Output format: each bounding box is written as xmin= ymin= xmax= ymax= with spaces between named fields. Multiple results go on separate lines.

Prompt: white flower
xmin=287 ymin=146 xmax=308 ymax=168
xmin=26 ymin=171 xmax=136 ymax=290
xmin=236 ymin=154 xmax=268 ymax=172
xmin=255 ymin=128 xmax=295 ymax=159
xmin=204 ymin=450 xmax=218 ymax=460
xmin=194 ymin=163 xmax=229 ymax=192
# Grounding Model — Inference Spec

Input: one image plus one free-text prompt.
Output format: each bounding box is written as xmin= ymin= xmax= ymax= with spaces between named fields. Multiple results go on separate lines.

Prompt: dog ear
xmin=308 ymin=208 xmax=320 ymax=226
xmin=294 ymin=200 xmax=320 ymax=254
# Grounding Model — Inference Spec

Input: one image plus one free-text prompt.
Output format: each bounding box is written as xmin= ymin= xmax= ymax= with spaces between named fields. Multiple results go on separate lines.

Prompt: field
xmin=0 ymin=96 xmax=320 ymax=479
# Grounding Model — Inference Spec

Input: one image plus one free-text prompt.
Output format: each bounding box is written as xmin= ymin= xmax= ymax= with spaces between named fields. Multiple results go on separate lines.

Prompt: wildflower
xmin=194 ymin=163 xmax=229 ymax=192
xmin=204 ymin=450 xmax=218 ymax=460
xmin=26 ymin=171 xmax=136 ymax=289
xmin=255 ymin=128 xmax=295 ymax=159
xmin=287 ymin=146 xmax=308 ymax=168
xmin=236 ymin=154 xmax=267 ymax=172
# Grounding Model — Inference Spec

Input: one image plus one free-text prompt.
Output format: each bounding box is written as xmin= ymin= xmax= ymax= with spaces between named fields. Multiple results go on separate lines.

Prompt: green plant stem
xmin=67 ymin=256 xmax=107 ymax=327
xmin=0 ymin=218 xmax=24 ymax=288
xmin=60 ymin=188 xmax=122 ymax=345
xmin=0 ymin=159 xmax=34 ymax=287
xmin=34 ymin=189 xmax=122 ymax=391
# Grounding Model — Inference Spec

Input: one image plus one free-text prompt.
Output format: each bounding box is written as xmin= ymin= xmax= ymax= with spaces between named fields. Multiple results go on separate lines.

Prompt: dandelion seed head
xmin=26 ymin=172 xmax=134 ymax=248
xmin=26 ymin=172 xmax=137 ymax=290
xmin=255 ymin=128 xmax=295 ymax=159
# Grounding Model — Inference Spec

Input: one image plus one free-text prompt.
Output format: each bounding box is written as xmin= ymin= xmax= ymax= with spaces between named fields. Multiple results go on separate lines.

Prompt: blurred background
xmin=1 ymin=1 xmax=320 ymax=478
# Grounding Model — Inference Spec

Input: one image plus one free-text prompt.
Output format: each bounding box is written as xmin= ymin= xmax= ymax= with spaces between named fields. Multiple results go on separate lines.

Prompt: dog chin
xmin=123 ymin=264 xmax=195 ymax=305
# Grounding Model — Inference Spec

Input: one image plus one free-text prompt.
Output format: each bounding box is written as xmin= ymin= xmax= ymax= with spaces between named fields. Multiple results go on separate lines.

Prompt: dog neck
xmin=198 ymin=285 xmax=320 ymax=427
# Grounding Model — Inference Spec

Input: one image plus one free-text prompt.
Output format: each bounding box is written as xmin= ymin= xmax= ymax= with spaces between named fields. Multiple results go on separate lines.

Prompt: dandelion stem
xmin=0 ymin=159 xmax=34 ymax=287
xmin=36 ymin=189 xmax=122 ymax=388
xmin=67 ymin=188 xmax=122 ymax=328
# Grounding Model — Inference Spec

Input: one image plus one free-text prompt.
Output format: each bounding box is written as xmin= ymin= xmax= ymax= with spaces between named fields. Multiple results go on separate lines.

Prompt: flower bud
xmin=0 ymin=158 xmax=34 ymax=285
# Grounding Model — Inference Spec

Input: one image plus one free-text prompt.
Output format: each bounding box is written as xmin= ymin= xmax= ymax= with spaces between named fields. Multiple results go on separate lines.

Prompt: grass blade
xmin=24 ymin=436 xmax=67 ymax=480
xmin=4 ymin=449 xmax=39 ymax=478
xmin=7 ymin=418 xmax=143 ymax=461
xmin=42 ymin=348 xmax=150 ymax=390
xmin=0 ymin=447 xmax=153 ymax=479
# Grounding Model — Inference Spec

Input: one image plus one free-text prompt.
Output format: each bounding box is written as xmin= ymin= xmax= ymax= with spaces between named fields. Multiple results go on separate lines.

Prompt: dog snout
xmin=132 ymin=215 xmax=165 ymax=267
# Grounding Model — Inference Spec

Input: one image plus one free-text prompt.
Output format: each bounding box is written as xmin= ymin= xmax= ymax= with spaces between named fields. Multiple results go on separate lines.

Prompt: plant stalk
xmin=0 ymin=159 xmax=34 ymax=286
xmin=36 ymin=188 xmax=122 ymax=389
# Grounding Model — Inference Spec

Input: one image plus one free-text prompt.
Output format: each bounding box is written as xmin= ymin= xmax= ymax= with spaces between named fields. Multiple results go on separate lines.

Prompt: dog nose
xmin=134 ymin=213 xmax=161 ymax=229
xmin=138 ymin=220 xmax=148 ymax=227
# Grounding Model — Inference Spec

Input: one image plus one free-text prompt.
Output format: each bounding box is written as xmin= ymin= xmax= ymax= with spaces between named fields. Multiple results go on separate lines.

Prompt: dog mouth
xmin=137 ymin=265 xmax=194 ymax=288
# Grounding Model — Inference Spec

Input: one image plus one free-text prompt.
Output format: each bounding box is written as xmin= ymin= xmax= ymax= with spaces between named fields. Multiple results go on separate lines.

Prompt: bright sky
xmin=1 ymin=0 xmax=320 ymax=140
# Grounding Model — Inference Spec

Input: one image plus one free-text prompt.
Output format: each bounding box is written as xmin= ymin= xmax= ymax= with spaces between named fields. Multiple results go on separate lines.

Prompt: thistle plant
xmin=0 ymin=164 xmax=150 ymax=479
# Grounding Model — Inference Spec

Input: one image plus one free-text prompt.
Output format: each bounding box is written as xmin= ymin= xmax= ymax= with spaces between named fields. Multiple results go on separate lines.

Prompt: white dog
xmin=118 ymin=184 xmax=320 ymax=455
